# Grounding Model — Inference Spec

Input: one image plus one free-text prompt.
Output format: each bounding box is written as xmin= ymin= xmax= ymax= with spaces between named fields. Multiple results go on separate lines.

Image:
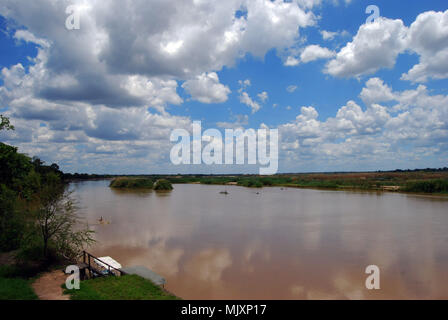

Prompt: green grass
xmin=0 ymin=265 xmax=38 ymax=300
xmin=63 ymin=275 xmax=178 ymax=300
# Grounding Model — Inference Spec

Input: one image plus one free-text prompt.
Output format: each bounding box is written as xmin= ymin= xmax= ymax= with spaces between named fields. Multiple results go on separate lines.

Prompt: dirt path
xmin=32 ymin=270 xmax=70 ymax=300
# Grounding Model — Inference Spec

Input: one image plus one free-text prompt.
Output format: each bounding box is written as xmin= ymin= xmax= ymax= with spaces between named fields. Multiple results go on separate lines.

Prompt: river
xmin=72 ymin=180 xmax=448 ymax=299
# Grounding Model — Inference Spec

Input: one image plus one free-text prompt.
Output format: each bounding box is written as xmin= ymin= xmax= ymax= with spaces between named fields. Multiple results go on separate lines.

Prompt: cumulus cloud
xmin=401 ymin=10 xmax=448 ymax=82
xmin=359 ymin=78 xmax=395 ymax=106
xmin=320 ymin=30 xmax=338 ymax=40
xmin=1 ymin=2 xmax=447 ymax=173
xmin=300 ymin=44 xmax=335 ymax=63
xmin=278 ymin=77 xmax=448 ymax=171
xmin=0 ymin=0 xmax=321 ymax=172
xmin=325 ymin=17 xmax=408 ymax=78
xmin=239 ymin=92 xmax=261 ymax=114
xmin=326 ymin=9 xmax=448 ymax=82
xmin=285 ymin=44 xmax=335 ymax=66
xmin=182 ymin=72 xmax=231 ymax=104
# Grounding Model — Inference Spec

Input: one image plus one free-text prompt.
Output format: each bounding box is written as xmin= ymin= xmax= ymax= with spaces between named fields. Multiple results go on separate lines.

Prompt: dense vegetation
xmin=1 ymin=115 xmax=94 ymax=300
xmin=63 ymin=274 xmax=178 ymax=300
xmin=109 ymin=177 xmax=154 ymax=189
xmin=0 ymin=139 xmax=93 ymax=262
xmin=403 ymin=180 xmax=448 ymax=193
xmin=153 ymin=179 xmax=173 ymax=191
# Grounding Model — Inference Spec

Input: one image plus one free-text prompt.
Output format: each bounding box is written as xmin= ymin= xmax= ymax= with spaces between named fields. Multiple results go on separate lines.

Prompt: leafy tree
xmin=34 ymin=178 xmax=94 ymax=260
xmin=0 ymin=115 xmax=14 ymax=131
xmin=0 ymin=185 xmax=24 ymax=251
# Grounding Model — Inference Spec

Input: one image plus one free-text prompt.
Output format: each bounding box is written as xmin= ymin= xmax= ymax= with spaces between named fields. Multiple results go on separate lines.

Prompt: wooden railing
xmin=82 ymin=251 xmax=126 ymax=278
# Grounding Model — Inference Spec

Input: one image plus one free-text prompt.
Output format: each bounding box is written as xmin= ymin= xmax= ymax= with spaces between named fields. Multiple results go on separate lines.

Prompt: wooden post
xmin=88 ymin=255 xmax=91 ymax=278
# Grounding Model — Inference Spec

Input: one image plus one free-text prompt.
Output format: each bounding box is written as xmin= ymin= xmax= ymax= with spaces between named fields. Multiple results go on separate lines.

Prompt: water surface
xmin=72 ymin=180 xmax=448 ymax=299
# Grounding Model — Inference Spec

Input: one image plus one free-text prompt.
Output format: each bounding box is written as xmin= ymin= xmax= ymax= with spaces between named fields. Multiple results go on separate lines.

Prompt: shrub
xmin=153 ymin=179 xmax=173 ymax=191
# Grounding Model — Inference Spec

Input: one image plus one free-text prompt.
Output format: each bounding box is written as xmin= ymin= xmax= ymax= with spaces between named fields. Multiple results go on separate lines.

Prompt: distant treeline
xmin=389 ymin=167 xmax=448 ymax=172
xmin=63 ymin=167 xmax=448 ymax=180
xmin=62 ymin=173 xmax=116 ymax=180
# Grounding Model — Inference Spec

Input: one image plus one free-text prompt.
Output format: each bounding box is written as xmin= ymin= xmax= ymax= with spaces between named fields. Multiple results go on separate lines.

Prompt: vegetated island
xmin=109 ymin=177 xmax=154 ymax=189
xmin=153 ymin=179 xmax=174 ymax=191
xmin=109 ymin=177 xmax=173 ymax=191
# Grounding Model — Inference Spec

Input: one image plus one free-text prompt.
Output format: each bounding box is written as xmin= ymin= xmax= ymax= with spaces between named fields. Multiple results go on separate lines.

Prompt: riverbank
xmin=163 ymin=171 xmax=448 ymax=194
xmin=63 ymin=274 xmax=179 ymax=300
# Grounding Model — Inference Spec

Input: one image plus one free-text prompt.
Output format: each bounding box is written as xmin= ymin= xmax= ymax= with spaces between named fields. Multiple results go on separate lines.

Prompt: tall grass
xmin=404 ymin=179 xmax=448 ymax=193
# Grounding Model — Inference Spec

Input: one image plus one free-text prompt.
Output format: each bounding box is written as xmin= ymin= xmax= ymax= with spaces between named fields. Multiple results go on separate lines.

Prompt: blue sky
xmin=0 ymin=0 xmax=448 ymax=174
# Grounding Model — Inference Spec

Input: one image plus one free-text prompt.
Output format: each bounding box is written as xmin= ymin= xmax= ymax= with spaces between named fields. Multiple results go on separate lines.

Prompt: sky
xmin=0 ymin=0 xmax=447 ymax=174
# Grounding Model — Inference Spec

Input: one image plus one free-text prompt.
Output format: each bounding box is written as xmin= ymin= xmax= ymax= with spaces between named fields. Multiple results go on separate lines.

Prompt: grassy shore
xmin=63 ymin=274 xmax=178 ymax=300
xmin=0 ymin=265 xmax=38 ymax=300
xmin=161 ymin=171 xmax=448 ymax=194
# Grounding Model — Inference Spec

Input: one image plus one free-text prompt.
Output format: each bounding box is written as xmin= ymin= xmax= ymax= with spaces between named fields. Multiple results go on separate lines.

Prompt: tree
xmin=0 ymin=115 xmax=14 ymax=131
xmin=36 ymin=179 xmax=94 ymax=261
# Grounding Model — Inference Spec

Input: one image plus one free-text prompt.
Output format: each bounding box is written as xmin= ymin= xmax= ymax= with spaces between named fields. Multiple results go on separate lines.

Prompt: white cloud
xmin=320 ymin=29 xmax=349 ymax=40
xmin=401 ymin=10 xmax=448 ymax=82
xmin=325 ymin=17 xmax=408 ymax=78
xmin=0 ymin=0 xmax=321 ymax=172
xmin=320 ymin=30 xmax=338 ymax=40
xmin=284 ymin=56 xmax=301 ymax=66
xmin=325 ymin=9 xmax=448 ymax=82
xmin=285 ymin=44 xmax=335 ymax=66
xmin=300 ymin=44 xmax=335 ymax=63
xmin=182 ymin=72 xmax=231 ymax=104
xmin=239 ymin=92 xmax=261 ymax=114
xmin=257 ymin=91 xmax=269 ymax=103
xmin=286 ymin=85 xmax=298 ymax=93
xmin=278 ymin=77 xmax=448 ymax=170
xmin=359 ymin=78 xmax=395 ymax=106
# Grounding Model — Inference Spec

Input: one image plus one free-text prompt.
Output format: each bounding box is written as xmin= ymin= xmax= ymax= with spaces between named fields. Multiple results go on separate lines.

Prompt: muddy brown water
xmin=72 ymin=180 xmax=448 ymax=299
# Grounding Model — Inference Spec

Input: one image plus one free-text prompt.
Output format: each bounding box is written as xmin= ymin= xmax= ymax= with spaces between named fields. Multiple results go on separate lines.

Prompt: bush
xmin=238 ymin=179 xmax=263 ymax=188
xmin=153 ymin=179 xmax=173 ymax=191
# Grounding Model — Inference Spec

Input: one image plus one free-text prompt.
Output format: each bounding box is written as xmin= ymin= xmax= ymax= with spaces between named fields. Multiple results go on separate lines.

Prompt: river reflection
xmin=72 ymin=180 xmax=448 ymax=299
